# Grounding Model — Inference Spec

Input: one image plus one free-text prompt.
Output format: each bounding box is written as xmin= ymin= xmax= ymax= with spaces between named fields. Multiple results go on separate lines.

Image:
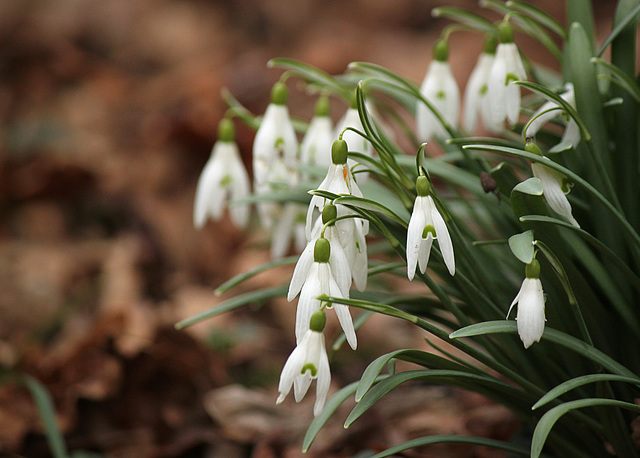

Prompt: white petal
xmin=416 ymin=61 xmax=459 ymax=141
xmin=296 ymin=264 xmax=322 ymax=342
xmin=313 ymin=346 xmax=331 ymax=417
xmin=515 ymin=278 xmax=545 ymax=348
xmin=527 ymin=99 xmax=558 ymax=137
xmin=327 ymin=227 xmax=352 ymax=296
xmin=406 ymin=196 xmax=427 ymax=280
xmin=463 ymin=53 xmax=494 ymax=133
xmin=417 ymin=233 xmax=434 ymax=275
xmin=277 ymin=342 xmax=306 ymax=404
xmin=193 ymin=145 xmax=227 ymax=228
xmin=351 ymin=220 xmax=368 ymax=291
xmin=301 ymin=116 xmax=333 ymax=170
xmin=294 ymin=372 xmax=312 ymax=402
xmin=532 ymin=162 xmax=579 ymax=227
xmin=227 ymin=149 xmax=251 ymax=229
xmin=329 ymin=278 xmax=357 ymax=350
xmin=271 ymin=203 xmax=297 ymax=259
xmin=429 ymin=196 xmax=455 ymax=276
xmin=288 ymin=241 xmax=315 ymax=301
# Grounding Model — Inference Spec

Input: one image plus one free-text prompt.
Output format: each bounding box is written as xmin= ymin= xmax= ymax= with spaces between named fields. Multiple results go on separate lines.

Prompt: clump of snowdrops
xmin=181 ymin=1 xmax=640 ymax=456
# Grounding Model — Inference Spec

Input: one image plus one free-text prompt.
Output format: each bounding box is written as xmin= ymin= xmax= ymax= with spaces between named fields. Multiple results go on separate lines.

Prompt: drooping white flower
xmin=526 ymin=142 xmax=580 ymax=227
xmin=406 ymin=176 xmax=455 ymax=280
xmin=271 ymin=203 xmax=308 ymax=259
xmin=277 ymin=310 xmax=331 ymax=417
xmin=508 ymin=260 xmax=545 ymax=349
xmin=194 ymin=118 xmax=250 ymax=229
xmin=289 ymin=204 xmax=352 ymax=300
xmin=335 ymin=101 xmax=372 ymax=182
xmin=463 ymin=36 xmax=501 ymax=133
xmin=252 ymin=82 xmax=298 ymax=229
xmin=416 ymin=40 xmax=460 ymax=142
xmin=291 ymin=237 xmax=357 ymax=350
xmin=526 ymin=83 xmax=580 ymax=150
xmin=300 ymin=96 xmax=333 ymax=178
xmin=487 ymin=22 xmax=526 ymax=128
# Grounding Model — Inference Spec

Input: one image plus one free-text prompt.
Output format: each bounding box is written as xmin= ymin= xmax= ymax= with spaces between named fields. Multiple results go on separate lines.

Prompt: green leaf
xmin=372 ymin=435 xmax=531 ymax=458
xmin=268 ymin=58 xmax=350 ymax=99
xmin=214 ymin=257 xmax=297 ymax=295
xmin=531 ymin=399 xmax=640 ymax=458
xmin=505 ymin=1 xmax=566 ymax=38
xmin=591 ymin=57 xmax=640 ymax=102
xmin=21 ymin=375 xmax=70 ymax=458
xmin=431 ymin=7 xmax=497 ymax=34
xmin=533 ymin=374 xmax=640 ymax=410
xmin=513 ymin=177 xmax=543 ymax=196
xmin=508 ymin=230 xmax=535 ymax=263
xmin=450 ymin=321 xmax=640 ymax=379
xmin=597 ymin=3 xmax=640 ymax=56
xmin=175 ymin=286 xmax=287 ymax=329
xmin=333 ymin=195 xmax=408 ymax=227
xmin=316 ymin=295 xmax=419 ymax=324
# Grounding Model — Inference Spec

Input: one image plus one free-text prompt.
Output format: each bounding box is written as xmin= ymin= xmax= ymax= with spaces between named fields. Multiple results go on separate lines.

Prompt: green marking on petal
xmin=561 ymin=178 xmax=573 ymax=193
xmin=436 ymin=90 xmax=446 ymax=99
xmin=275 ymin=137 xmax=284 ymax=148
xmin=301 ymin=363 xmax=318 ymax=377
xmin=220 ymin=174 xmax=232 ymax=187
xmin=505 ymin=73 xmax=520 ymax=85
xmin=479 ymin=84 xmax=488 ymax=95
xmin=422 ymin=225 xmax=436 ymax=239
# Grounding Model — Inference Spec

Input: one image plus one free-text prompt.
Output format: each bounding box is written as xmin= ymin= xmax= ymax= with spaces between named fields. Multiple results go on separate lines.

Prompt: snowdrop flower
xmin=463 ymin=35 xmax=501 ymax=133
xmin=252 ymin=82 xmax=298 ymax=229
xmin=291 ymin=237 xmax=357 ymax=350
xmin=277 ymin=310 xmax=331 ymax=417
xmin=193 ymin=118 xmax=250 ymax=229
xmin=508 ymin=259 xmax=545 ymax=349
xmin=526 ymin=142 xmax=580 ymax=227
xmin=289 ymin=204 xmax=352 ymax=300
xmin=416 ymin=39 xmax=460 ymax=141
xmin=406 ymin=176 xmax=455 ymax=280
xmin=300 ymin=96 xmax=333 ymax=177
xmin=271 ymin=203 xmax=307 ymax=259
xmin=526 ymin=83 xmax=580 ymax=150
xmin=487 ymin=21 xmax=526 ymax=128
xmin=335 ymin=95 xmax=372 ymax=182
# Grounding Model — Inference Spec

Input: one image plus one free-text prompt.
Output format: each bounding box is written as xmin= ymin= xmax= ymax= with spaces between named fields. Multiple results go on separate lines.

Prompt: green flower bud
xmin=525 ymin=141 xmax=543 ymax=157
xmin=314 ymin=237 xmax=331 ymax=263
xmin=331 ymin=139 xmax=348 ymax=165
xmin=433 ymin=39 xmax=449 ymax=62
xmin=309 ymin=310 xmax=327 ymax=333
xmin=218 ymin=118 xmax=235 ymax=142
xmin=483 ymin=34 xmax=498 ymax=55
xmin=315 ymin=96 xmax=330 ymax=117
xmin=322 ymin=203 xmax=337 ymax=225
xmin=525 ymin=259 xmax=540 ymax=279
xmin=498 ymin=21 xmax=514 ymax=44
xmin=416 ymin=175 xmax=431 ymax=197
xmin=271 ymin=82 xmax=288 ymax=105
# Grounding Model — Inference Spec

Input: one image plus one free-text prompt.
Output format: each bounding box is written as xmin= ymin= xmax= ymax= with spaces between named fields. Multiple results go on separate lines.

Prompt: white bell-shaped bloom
xmin=487 ymin=23 xmax=526 ymax=128
xmin=526 ymin=83 xmax=580 ymax=150
xmin=291 ymin=237 xmax=357 ymax=350
xmin=300 ymin=97 xmax=333 ymax=177
xmin=406 ymin=177 xmax=455 ymax=280
xmin=194 ymin=119 xmax=250 ymax=229
xmin=463 ymin=36 xmax=500 ymax=133
xmin=508 ymin=261 xmax=545 ymax=349
xmin=271 ymin=203 xmax=307 ymax=259
xmin=252 ymin=82 xmax=298 ymax=229
xmin=277 ymin=311 xmax=331 ymax=417
xmin=532 ymin=162 xmax=579 ymax=227
xmin=335 ymin=105 xmax=372 ymax=182
xmin=416 ymin=40 xmax=460 ymax=141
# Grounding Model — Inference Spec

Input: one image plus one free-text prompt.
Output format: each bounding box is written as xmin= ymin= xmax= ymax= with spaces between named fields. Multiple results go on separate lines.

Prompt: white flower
xmin=532 ymin=161 xmax=580 ymax=227
xmin=194 ymin=119 xmax=250 ymax=229
xmin=526 ymin=83 xmax=580 ymax=150
xmin=463 ymin=36 xmax=501 ymax=133
xmin=508 ymin=261 xmax=545 ymax=349
xmin=335 ymin=106 xmax=372 ymax=182
xmin=416 ymin=43 xmax=460 ymax=141
xmin=406 ymin=177 xmax=455 ymax=280
xmin=290 ymin=237 xmax=357 ymax=350
xmin=252 ymin=82 xmax=298 ymax=229
xmin=300 ymin=97 xmax=333 ymax=177
xmin=271 ymin=203 xmax=307 ymax=259
xmin=277 ymin=313 xmax=331 ymax=417
xmin=487 ymin=23 xmax=526 ymax=128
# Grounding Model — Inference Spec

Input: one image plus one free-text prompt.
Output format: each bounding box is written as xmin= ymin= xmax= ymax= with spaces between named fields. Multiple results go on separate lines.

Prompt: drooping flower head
xmin=526 ymin=83 xmax=580 ymax=151
xmin=252 ymin=82 xmax=298 ymax=229
xmin=508 ymin=259 xmax=545 ymax=348
xmin=193 ymin=118 xmax=250 ymax=229
xmin=416 ymin=39 xmax=460 ymax=141
xmin=463 ymin=35 xmax=501 ymax=133
xmin=291 ymin=236 xmax=357 ymax=350
xmin=526 ymin=142 xmax=579 ymax=227
xmin=300 ymin=96 xmax=333 ymax=177
xmin=406 ymin=175 xmax=455 ymax=280
xmin=277 ymin=310 xmax=331 ymax=417
xmin=487 ymin=21 xmax=526 ymax=128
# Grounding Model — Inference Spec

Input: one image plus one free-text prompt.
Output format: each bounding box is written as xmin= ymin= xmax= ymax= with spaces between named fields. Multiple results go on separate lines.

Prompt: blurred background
xmin=0 ymin=1 xmax=615 ymax=456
